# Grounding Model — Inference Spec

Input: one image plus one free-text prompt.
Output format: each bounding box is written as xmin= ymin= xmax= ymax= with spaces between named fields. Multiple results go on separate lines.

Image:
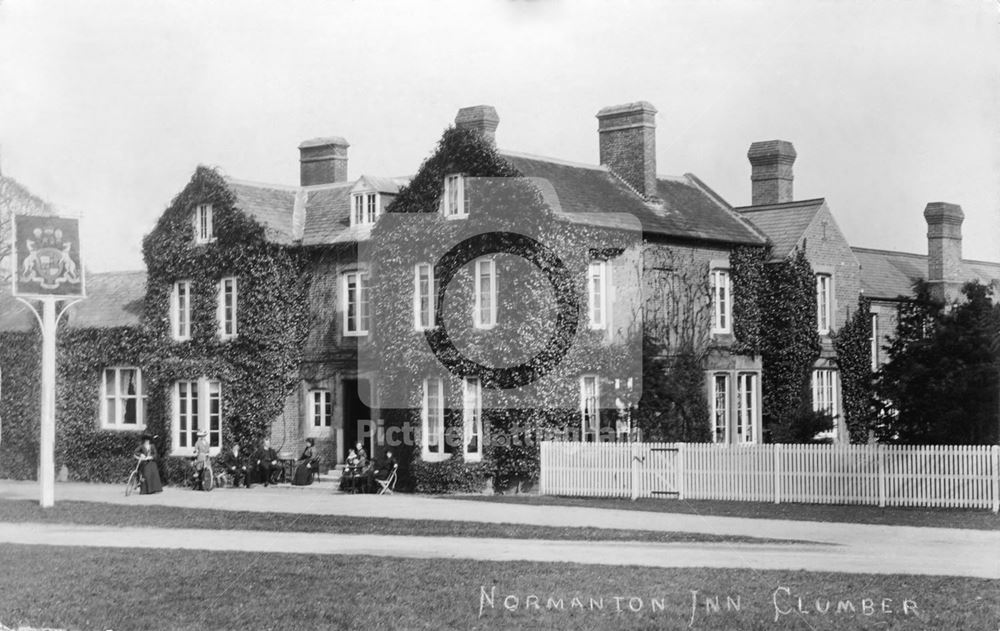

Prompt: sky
xmin=0 ymin=0 xmax=997 ymax=272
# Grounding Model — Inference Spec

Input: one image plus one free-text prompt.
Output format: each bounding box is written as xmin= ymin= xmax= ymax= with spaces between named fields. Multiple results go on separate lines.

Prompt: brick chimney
xmin=596 ymin=101 xmax=658 ymax=199
xmin=923 ymin=201 xmax=965 ymax=303
xmin=299 ymin=137 xmax=349 ymax=186
xmin=455 ymin=105 xmax=500 ymax=145
xmin=747 ymin=140 xmax=796 ymax=205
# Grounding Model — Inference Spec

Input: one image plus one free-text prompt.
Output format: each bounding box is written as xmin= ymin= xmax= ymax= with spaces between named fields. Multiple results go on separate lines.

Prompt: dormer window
xmin=441 ymin=174 xmax=467 ymax=218
xmin=351 ymin=192 xmax=380 ymax=226
xmin=195 ymin=204 xmax=214 ymax=244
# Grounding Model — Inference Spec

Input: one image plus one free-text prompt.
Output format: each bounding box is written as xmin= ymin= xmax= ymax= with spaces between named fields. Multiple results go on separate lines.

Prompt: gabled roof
xmin=353 ymin=175 xmax=408 ymax=195
xmin=225 ymin=178 xmax=299 ymax=244
xmin=852 ymin=247 xmax=1000 ymax=299
xmin=0 ymin=270 xmax=146 ymax=332
xmin=736 ymin=199 xmax=826 ymax=259
xmin=300 ymin=182 xmax=353 ymax=246
xmin=501 ymin=151 xmax=766 ymax=245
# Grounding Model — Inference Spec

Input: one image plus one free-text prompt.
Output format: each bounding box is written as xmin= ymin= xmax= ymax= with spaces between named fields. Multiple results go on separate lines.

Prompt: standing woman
xmin=134 ymin=434 xmax=163 ymax=495
xmin=292 ymin=437 xmax=316 ymax=486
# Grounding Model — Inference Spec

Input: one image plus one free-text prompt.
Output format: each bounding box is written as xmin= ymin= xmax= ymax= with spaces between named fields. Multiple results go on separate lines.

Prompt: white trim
xmin=816 ymin=273 xmax=833 ymax=335
xmin=217 ymin=276 xmax=238 ymax=340
xmin=194 ymin=203 xmax=214 ymax=244
xmin=171 ymin=378 xmax=223 ymax=457
xmin=351 ymin=192 xmax=381 ymax=227
xmin=711 ymin=372 xmax=730 ymax=444
xmin=870 ymin=313 xmax=879 ymax=371
xmin=171 ymin=280 xmax=191 ymax=341
xmin=413 ymin=263 xmax=435 ymax=331
xmin=711 ymin=269 xmax=732 ymax=334
xmin=440 ymin=174 xmax=468 ymax=219
xmin=99 ymin=367 xmax=146 ymax=430
xmin=473 ymin=258 xmax=497 ymax=329
xmin=580 ymin=375 xmax=600 ymax=441
xmin=343 ymin=271 xmax=370 ymax=336
xmin=735 ymin=372 xmax=758 ymax=444
xmin=588 ymin=260 xmax=608 ymax=330
xmin=421 ymin=377 xmax=447 ymax=461
xmin=462 ymin=377 xmax=482 ymax=461
xmin=812 ymin=368 xmax=839 ymax=418
xmin=308 ymin=389 xmax=333 ymax=428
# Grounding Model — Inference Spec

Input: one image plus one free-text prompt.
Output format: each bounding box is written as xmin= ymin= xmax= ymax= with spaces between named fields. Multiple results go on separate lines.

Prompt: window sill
xmin=421 ymin=451 xmax=450 ymax=463
xmin=464 ymin=452 xmax=483 ymax=463
xmin=99 ymin=424 xmax=146 ymax=432
xmin=343 ymin=331 xmax=369 ymax=338
xmin=173 ymin=446 xmax=222 ymax=458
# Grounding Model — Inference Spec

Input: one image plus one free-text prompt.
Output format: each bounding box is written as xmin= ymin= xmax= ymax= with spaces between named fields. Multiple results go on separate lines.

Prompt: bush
xmin=410 ymin=456 xmax=491 ymax=494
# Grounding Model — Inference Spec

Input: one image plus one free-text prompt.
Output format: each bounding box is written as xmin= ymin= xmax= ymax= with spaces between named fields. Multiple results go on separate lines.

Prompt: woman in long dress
xmin=134 ymin=434 xmax=163 ymax=494
xmin=292 ymin=437 xmax=316 ymax=486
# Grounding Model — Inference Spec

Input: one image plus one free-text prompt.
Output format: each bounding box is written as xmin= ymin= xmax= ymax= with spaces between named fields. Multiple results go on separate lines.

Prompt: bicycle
xmin=124 ymin=457 xmax=144 ymax=497
xmin=190 ymin=460 xmax=216 ymax=492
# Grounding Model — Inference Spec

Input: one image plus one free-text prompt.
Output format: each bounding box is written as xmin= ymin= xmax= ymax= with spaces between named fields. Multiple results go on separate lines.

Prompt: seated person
xmin=255 ymin=437 xmax=279 ymax=486
xmin=340 ymin=449 xmax=359 ymax=491
xmin=292 ymin=438 xmax=316 ymax=486
xmin=370 ymin=450 xmax=398 ymax=491
xmin=353 ymin=445 xmax=371 ymax=493
xmin=222 ymin=443 xmax=251 ymax=488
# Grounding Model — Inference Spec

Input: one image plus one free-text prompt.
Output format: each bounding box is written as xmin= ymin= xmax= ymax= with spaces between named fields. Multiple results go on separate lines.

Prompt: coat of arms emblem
xmin=12 ymin=216 xmax=85 ymax=297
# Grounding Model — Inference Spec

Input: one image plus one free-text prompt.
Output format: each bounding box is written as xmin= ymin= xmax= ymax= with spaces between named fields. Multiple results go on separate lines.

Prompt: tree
xmin=876 ymin=281 xmax=1000 ymax=444
xmin=834 ymin=297 xmax=878 ymax=443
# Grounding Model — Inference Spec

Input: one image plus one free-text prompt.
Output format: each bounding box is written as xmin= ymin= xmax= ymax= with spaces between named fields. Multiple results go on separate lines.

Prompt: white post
xmin=773 ymin=443 xmax=782 ymax=504
xmin=630 ymin=442 xmax=639 ymax=501
xmin=992 ymin=445 xmax=999 ymax=514
xmin=877 ymin=444 xmax=887 ymax=509
xmin=39 ymin=297 xmax=57 ymax=508
xmin=677 ymin=443 xmax=685 ymax=500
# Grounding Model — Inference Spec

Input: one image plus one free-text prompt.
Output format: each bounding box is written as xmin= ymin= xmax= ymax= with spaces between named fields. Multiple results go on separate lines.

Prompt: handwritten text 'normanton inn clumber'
xmin=478 ymin=585 xmax=921 ymax=625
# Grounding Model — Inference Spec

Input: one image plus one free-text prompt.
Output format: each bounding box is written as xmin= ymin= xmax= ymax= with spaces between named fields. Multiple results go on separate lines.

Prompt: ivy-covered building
xmin=1 ymin=101 xmax=998 ymax=487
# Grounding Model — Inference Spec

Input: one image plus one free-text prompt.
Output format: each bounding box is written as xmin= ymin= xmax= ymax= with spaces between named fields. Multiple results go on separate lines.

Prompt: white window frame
xmin=308 ymin=389 xmax=333 ymax=427
xmin=588 ymin=260 xmax=608 ymax=330
xmin=735 ymin=372 xmax=758 ymax=444
xmin=351 ymin=192 xmax=380 ymax=227
xmin=816 ymin=273 xmax=832 ymax=335
xmin=100 ymin=367 xmax=146 ymax=430
xmin=580 ymin=375 xmax=600 ymax=442
xmin=413 ymin=263 xmax=436 ymax=331
xmin=343 ymin=271 xmax=370 ymax=336
xmin=217 ymin=276 xmax=237 ymax=339
xmin=421 ymin=377 xmax=446 ymax=461
xmin=711 ymin=373 xmax=730 ymax=444
xmin=194 ymin=203 xmax=214 ymax=244
xmin=171 ymin=280 xmax=192 ymax=341
xmin=870 ymin=313 xmax=879 ymax=371
xmin=462 ymin=377 xmax=482 ymax=461
xmin=812 ymin=369 xmax=839 ymax=419
xmin=171 ymin=378 xmax=222 ymax=457
xmin=711 ymin=269 xmax=731 ymax=334
xmin=441 ymin=174 xmax=468 ymax=219
xmin=473 ymin=258 xmax=497 ymax=329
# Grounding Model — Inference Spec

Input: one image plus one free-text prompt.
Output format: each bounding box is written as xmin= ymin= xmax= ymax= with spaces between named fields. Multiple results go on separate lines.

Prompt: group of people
xmin=133 ymin=433 xmax=393 ymax=494
xmin=341 ymin=442 xmax=397 ymax=493
xmin=191 ymin=433 xmax=319 ymax=489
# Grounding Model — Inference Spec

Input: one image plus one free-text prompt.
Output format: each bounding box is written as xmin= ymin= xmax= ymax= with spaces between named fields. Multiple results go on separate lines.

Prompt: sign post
xmin=11 ymin=215 xmax=85 ymax=508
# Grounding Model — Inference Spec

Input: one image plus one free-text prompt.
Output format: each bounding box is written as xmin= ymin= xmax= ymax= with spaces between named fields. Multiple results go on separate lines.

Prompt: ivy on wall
xmin=833 ymin=297 xmax=876 ymax=443
xmin=730 ymin=244 xmax=767 ymax=355
xmin=758 ymin=247 xmax=823 ymax=442
xmin=0 ymin=166 xmax=311 ymax=482
xmin=375 ymin=128 xmax=639 ymax=491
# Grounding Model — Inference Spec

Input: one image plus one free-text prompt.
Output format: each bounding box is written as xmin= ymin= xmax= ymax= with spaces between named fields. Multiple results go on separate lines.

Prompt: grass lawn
xmin=453 ymin=495 xmax=1000 ymax=530
xmin=0 ymin=499 xmax=796 ymax=545
xmin=0 ymin=544 xmax=995 ymax=630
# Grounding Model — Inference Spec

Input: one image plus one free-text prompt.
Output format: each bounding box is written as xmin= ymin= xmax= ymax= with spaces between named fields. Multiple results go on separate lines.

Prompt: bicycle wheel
xmin=125 ymin=470 xmax=140 ymax=496
xmin=203 ymin=467 xmax=215 ymax=491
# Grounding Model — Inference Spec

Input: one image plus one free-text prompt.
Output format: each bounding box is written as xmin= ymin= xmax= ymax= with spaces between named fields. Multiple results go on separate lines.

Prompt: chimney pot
xmin=455 ymin=105 xmax=500 ymax=145
xmin=924 ymin=201 xmax=965 ymax=303
xmin=299 ymin=136 xmax=349 ymax=186
xmin=748 ymin=140 xmax=796 ymax=205
xmin=596 ymin=101 xmax=658 ymax=199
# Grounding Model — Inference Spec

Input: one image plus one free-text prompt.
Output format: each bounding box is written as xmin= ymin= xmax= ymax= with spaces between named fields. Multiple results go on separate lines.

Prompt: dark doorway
xmin=342 ymin=378 xmax=371 ymax=461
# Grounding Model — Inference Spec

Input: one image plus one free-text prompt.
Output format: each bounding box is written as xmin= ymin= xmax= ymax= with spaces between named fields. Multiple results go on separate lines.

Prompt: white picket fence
xmin=539 ymin=441 xmax=1000 ymax=512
